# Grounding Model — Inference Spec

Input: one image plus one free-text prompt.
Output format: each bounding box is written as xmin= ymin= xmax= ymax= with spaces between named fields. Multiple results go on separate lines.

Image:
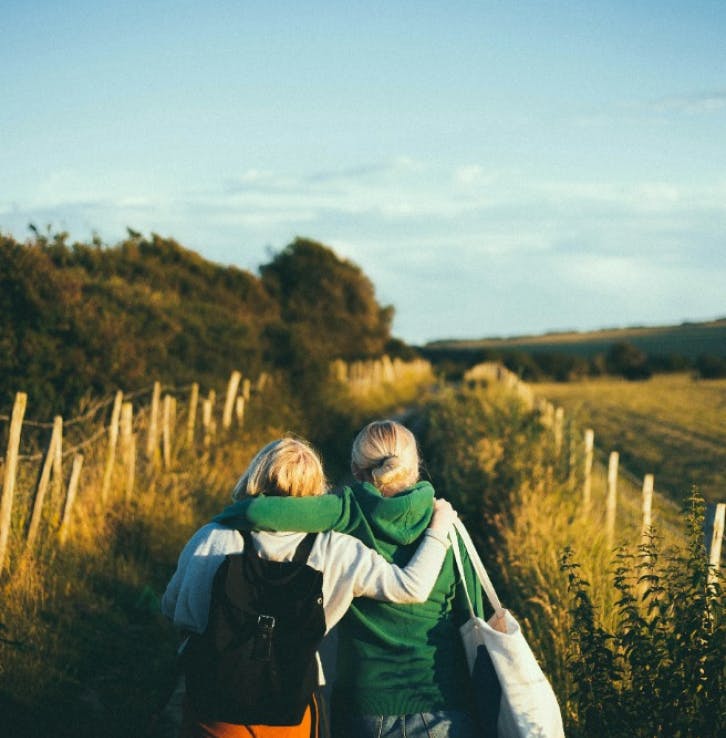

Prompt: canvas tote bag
xmin=450 ymin=519 xmax=564 ymax=738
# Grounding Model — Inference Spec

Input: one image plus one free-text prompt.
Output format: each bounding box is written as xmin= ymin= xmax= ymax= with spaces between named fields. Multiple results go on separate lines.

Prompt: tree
xmin=605 ymin=342 xmax=652 ymax=380
xmin=695 ymin=354 xmax=726 ymax=379
xmin=260 ymin=238 xmax=393 ymax=364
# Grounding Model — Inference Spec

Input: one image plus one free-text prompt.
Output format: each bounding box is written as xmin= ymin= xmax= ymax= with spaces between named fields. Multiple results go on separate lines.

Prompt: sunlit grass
xmin=0 ymin=389 xmax=285 ymax=736
xmin=419 ymin=382 xmax=721 ymax=736
xmin=534 ymin=373 xmax=726 ymax=503
xmin=332 ymin=357 xmax=435 ymax=414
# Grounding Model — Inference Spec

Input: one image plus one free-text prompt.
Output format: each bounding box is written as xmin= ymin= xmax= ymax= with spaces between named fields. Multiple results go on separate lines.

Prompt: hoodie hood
xmin=351 ymin=480 xmax=434 ymax=545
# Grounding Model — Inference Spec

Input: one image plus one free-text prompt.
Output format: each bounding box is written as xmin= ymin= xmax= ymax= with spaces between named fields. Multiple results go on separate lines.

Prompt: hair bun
xmin=371 ymin=456 xmax=405 ymax=490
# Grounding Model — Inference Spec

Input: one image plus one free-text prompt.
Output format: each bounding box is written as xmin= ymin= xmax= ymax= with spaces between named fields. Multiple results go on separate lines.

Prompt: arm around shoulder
xmin=214 ymin=489 xmax=352 ymax=532
xmin=334 ymin=527 xmax=449 ymax=605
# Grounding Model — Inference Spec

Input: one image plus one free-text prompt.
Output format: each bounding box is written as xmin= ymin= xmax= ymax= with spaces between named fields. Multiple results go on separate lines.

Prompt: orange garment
xmin=180 ymin=694 xmax=318 ymax=738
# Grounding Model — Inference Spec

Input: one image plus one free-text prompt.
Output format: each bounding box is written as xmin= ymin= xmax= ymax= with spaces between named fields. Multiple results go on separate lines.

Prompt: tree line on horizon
xmin=422 ymin=337 xmax=726 ymax=383
xmin=2 ymin=227 xmax=723 ymax=421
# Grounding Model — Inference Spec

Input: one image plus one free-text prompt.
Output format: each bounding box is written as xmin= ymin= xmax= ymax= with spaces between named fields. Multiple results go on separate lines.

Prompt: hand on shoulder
xmin=429 ymin=498 xmax=458 ymax=534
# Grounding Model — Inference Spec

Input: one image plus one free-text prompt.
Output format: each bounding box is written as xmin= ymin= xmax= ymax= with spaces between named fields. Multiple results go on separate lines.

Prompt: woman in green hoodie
xmin=215 ymin=420 xmax=499 ymax=738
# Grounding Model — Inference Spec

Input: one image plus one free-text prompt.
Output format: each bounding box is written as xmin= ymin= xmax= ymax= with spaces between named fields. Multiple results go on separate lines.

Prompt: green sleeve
xmin=213 ymin=487 xmax=356 ymax=532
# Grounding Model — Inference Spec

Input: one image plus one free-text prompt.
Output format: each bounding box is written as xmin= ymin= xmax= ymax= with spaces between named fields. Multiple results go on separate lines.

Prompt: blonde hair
xmin=231 ymin=437 xmax=327 ymax=500
xmin=351 ymin=420 xmax=420 ymax=496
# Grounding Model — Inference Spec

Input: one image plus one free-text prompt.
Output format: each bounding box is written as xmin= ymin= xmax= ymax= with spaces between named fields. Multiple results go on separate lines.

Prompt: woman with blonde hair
xmin=218 ymin=421 xmax=497 ymax=738
xmin=162 ymin=436 xmax=457 ymax=738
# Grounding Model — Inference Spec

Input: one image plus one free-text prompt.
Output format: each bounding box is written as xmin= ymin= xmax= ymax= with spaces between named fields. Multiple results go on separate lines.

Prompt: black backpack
xmin=183 ymin=531 xmax=326 ymax=725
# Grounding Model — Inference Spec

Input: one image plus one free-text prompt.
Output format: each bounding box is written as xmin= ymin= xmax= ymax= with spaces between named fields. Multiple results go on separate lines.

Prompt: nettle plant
xmin=561 ymin=492 xmax=724 ymax=738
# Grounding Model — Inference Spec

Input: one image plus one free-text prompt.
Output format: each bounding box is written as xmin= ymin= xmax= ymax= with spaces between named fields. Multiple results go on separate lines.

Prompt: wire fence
xmin=464 ymin=361 xmax=724 ymax=576
xmin=0 ymin=369 xmax=275 ymax=576
xmin=0 ymin=356 xmax=435 ymax=578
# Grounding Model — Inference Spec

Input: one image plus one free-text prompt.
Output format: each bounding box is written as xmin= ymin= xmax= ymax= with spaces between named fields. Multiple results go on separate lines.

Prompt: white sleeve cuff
xmin=424 ymin=528 xmax=450 ymax=548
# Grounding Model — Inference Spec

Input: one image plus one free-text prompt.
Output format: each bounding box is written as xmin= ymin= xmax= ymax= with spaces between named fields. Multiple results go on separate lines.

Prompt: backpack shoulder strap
xmin=291 ymin=532 xmax=317 ymax=563
xmin=241 ymin=529 xmax=255 ymax=555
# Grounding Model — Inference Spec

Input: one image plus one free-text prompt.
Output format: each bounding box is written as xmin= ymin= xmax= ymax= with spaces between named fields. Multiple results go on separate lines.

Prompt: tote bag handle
xmin=450 ymin=519 xmax=505 ymax=620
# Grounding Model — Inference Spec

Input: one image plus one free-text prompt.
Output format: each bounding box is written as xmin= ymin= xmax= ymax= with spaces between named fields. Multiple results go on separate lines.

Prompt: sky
xmin=2 ymin=1 xmax=725 ymax=344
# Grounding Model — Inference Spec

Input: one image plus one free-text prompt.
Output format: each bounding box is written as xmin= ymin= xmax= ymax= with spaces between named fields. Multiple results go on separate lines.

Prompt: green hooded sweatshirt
xmin=214 ymin=481 xmax=487 ymax=716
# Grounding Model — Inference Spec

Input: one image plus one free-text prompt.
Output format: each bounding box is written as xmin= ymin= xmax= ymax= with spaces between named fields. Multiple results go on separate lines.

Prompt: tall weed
xmin=562 ymin=494 xmax=723 ymax=736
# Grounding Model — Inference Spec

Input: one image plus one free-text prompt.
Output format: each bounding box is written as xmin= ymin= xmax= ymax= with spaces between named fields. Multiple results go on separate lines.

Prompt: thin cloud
xmin=306 ymin=156 xmax=426 ymax=184
xmin=647 ymin=90 xmax=726 ymax=115
xmin=305 ymin=163 xmax=391 ymax=183
xmin=10 ymin=168 xmax=726 ymax=237
xmin=453 ymin=165 xmax=499 ymax=188
xmin=531 ymin=180 xmax=726 ymax=215
xmin=223 ymin=170 xmax=300 ymax=195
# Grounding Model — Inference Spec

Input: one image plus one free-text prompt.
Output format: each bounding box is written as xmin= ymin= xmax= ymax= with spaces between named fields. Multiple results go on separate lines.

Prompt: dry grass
xmin=534 ymin=373 xmax=726 ymax=503
xmin=0 ymin=385 xmax=286 ymax=737
xmin=336 ymin=357 xmax=435 ymax=413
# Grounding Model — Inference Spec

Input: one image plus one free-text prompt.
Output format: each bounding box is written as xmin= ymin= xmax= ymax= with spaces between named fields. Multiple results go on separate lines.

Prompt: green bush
xmin=562 ymin=492 xmax=723 ymax=737
xmin=419 ymin=385 xmax=545 ymax=530
xmin=695 ymin=354 xmax=726 ymax=379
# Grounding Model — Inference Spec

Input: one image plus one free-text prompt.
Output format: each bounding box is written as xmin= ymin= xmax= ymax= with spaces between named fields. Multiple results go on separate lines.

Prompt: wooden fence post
xmin=101 ymin=391 xmax=123 ymax=503
xmin=235 ymin=396 xmax=245 ymax=426
xmin=125 ymin=436 xmax=136 ymax=501
xmin=707 ymin=503 xmax=725 ymax=584
xmin=170 ymin=395 xmax=177 ymax=434
xmin=606 ymin=451 xmax=619 ymax=546
xmin=641 ymin=474 xmax=654 ymax=540
xmin=202 ymin=399 xmax=213 ymax=449
xmin=223 ymin=371 xmax=242 ymax=430
xmin=541 ymin=402 xmax=554 ymax=429
xmin=202 ymin=390 xmax=217 ymax=450
xmin=146 ymin=381 xmax=161 ymax=462
xmin=187 ymin=383 xmax=199 ymax=447
xmin=567 ymin=420 xmax=577 ymax=491
xmin=120 ymin=403 xmax=135 ymax=500
xmin=554 ymin=407 xmax=564 ymax=460
xmin=257 ymin=372 xmax=269 ymax=392
xmin=162 ymin=394 xmax=173 ymax=469
xmin=583 ymin=429 xmax=594 ymax=513
xmin=26 ymin=415 xmax=63 ymax=552
xmin=52 ymin=416 xmax=63 ymax=509
xmin=59 ymin=454 xmax=84 ymax=544
xmin=332 ymin=359 xmax=348 ymax=383
xmin=0 ymin=392 xmax=27 ymax=574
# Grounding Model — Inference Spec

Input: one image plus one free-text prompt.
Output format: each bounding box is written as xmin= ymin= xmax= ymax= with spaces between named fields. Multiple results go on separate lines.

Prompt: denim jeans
xmin=343 ymin=710 xmax=476 ymax=738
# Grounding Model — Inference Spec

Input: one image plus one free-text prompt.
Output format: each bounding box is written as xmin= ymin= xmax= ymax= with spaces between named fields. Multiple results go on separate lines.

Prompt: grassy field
xmin=428 ymin=317 xmax=726 ymax=359
xmin=532 ymin=373 xmax=726 ymax=504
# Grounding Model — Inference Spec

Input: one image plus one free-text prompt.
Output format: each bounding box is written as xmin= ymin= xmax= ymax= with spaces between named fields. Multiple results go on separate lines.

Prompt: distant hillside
xmin=422 ymin=319 xmax=726 ymax=381
xmin=427 ymin=319 xmax=726 ymax=358
xmin=0 ymin=231 xmax=394 ymax=416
